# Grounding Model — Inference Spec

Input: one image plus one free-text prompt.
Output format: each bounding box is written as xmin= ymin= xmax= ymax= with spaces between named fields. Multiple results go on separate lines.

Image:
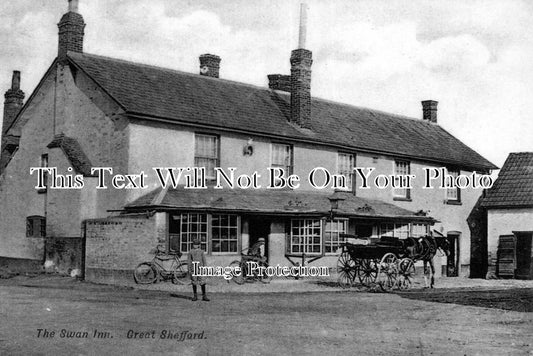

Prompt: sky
xmin=1 ymin=0 xmax=532 ymax=169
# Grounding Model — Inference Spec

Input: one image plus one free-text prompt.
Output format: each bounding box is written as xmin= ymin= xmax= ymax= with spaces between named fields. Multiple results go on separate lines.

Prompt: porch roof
xmin=125 ymin=188 xmax=434 ymax=222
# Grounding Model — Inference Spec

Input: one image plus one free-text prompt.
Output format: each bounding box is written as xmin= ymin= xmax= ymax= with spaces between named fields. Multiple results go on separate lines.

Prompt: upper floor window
xmin=393 ymin=160 xmax=411 ymax=200
xmin=337 ymin=153 xmax=355 ymax=192
xmin=446 ymin=168 xmax=461 ymax=203
xmin=271 ymin=143 xmax=293 ymax=175
xmin=194 ymin=134 xmax=219 ymax=180
xmin=26 ymin=216 xmax=46 ymax=238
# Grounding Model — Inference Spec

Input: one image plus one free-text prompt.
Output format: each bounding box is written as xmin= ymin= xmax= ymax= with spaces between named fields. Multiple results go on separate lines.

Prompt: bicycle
xmin=133 ymin=245 xmax=188 ymax=284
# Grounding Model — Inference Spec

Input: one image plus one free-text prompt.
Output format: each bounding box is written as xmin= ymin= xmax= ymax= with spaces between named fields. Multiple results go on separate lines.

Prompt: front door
xmin=248 ymin=217 xmax=271 ymax=261
xmin=447 ymin=233 xmax=460 ymax=277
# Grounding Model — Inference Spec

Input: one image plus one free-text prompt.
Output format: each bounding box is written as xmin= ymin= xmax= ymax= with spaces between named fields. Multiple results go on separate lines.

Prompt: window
xmin=271 ymin=143 xmax=293 ymax=175
xmin=337 ymin=153 xmax=355 ymax=191
xmin=324 ymin=219 xmax=347 ymax=253
xmin=194 ymin=134 xmax=219 ymax=180
xmin=446 ymin=168 xmax=461 ymax=203
xmin=168 ymin=213 xmax=239 ymax=254
xmin=380 ymin=223 xmax=409 ymax=239
xmin=289 ymin=219 xmax=322 ymax=255
xmin=393 ymin=160 xmax=411 ymax=199
xmin=211 ymin=214 xmax=239 ymax=253
xmin=26 ymin=216 xmax=45 ymax=237
xmin=411 ymin=223 xmax=429 ymax=237
xmin=168 ymin=213 xmax=208 ymax=253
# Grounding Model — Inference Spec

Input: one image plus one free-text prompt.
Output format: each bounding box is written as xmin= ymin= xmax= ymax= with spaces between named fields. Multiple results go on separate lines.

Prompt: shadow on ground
xmin=397 ymin=288 xmax=533 ymax=312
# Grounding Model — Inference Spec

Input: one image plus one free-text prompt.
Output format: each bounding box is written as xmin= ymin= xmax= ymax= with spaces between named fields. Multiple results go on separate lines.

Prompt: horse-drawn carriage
xmin=336 ymin=234 xmax=450 ymax=291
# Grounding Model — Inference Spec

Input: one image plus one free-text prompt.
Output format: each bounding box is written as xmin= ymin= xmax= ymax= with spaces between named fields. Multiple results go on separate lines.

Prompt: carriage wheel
xmin=229 ymin=260 xmax=245 ymax=285
xmin=397 ymin=258 xmax=415 ymax=290
xmin=378 ymin=253 xmax=398 ymax=292
xmin=356 ymin=258 xmax=378 ymax=286
xmin=337 ymin=251 xmax=356 ymax=288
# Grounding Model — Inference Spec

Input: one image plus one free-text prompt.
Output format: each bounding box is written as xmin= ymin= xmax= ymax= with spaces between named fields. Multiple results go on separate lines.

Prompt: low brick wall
xmin=84 ymin=215 xmax=159 ymax=283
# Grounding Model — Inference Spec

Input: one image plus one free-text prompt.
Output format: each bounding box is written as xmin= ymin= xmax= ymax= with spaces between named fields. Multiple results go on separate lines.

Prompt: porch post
xmin=269 ymin=221 xmax=287 ymax=267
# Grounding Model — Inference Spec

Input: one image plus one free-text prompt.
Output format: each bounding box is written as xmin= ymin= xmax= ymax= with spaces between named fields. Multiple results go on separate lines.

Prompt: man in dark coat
xmin=188 ymin=239 xmax=209 ymax=301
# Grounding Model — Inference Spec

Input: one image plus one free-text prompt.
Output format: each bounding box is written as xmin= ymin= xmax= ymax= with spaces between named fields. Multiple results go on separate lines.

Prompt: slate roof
xmin=67 ymin=51 xmax=496 ymax=172
xmin=480 ymin=152 xmax=533 ymax=209
xmin=47 ymin=133 xmax=94 ymax=176
xmin=126 ymin=188 xmax=434 ymax=222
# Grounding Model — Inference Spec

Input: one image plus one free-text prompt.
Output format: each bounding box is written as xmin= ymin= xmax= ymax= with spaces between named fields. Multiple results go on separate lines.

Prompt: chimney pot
xmin=11 ymin=71 xmax=20 ymax=91
xmin=199 ymin=54 xmax=221 ymax=78
xmin=68 ymin=0 xmax=79 ymax=13
xmin=421 ymin=100 xmax=438 ymax=123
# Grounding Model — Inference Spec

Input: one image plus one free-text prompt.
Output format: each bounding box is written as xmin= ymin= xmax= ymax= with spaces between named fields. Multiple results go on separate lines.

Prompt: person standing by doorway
xmin=248 ymin=237 xmax=266 ymax=264
xmin=188 ymin=239 xmax=209 ymax=301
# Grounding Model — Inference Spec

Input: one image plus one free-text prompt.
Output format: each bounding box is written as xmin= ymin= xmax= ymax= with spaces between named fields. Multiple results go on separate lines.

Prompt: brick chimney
xmin=57 ymin=0 xmax=86 ymax=60
xmin=1 ymin=71 xmax=25 ymax=173
xmin=421 ymin=100 xmax=438 ymax=123
xmin=290 ymin=4 xmax=312 ymax=128
xmin=267 ymin=74 xmax=291 ymax=92
xmin=199 ymin=54 xmax=221 ymax=78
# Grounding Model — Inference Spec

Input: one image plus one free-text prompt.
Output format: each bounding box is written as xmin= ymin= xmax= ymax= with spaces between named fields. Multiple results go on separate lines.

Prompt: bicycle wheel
xmin=172 ymin=262 xmax=189 ymax=285
xmin=230 ymin=260 xmax=245 ymax=285
xmin=133 ymin=263 xmax=157 ymax=284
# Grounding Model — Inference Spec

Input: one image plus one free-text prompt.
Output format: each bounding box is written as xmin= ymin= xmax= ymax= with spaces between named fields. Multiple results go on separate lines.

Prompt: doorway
xmin=514 ymin=231 xmax=533 ymax=279
xmin=355 ymin=224 xmax=373 ymax=238
xmin=248 ymin=217 xmax=271 ymax=261
xmin=446 ymin=232 xmax=460 ymax=277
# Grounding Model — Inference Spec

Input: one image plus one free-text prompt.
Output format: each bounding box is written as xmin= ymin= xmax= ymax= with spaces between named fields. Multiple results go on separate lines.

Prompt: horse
xmin=404 ymin=235 xmax=450 ymax=288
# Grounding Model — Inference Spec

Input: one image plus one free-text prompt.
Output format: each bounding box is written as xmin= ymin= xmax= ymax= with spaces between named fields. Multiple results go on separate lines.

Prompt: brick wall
xmin=85 ymin=216 xmax=158 ymax=274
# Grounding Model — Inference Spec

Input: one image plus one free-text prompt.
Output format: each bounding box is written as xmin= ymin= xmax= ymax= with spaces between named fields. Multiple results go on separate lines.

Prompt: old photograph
xmin=0 ymin=0 xmax=532 ymax=355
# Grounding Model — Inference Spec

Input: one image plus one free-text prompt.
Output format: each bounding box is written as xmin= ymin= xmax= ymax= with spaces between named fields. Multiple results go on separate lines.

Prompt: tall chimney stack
xmin=290 ymin=3 xmax=312 ymax=128
xmin=421 ymin=100 xmax=438 ymax=123
xmin=1 ymin=71 xmax=25 ymax=173
xmin=199 ymin=54 xmax=221 ymax=78
xmin=3 ymin=71 xmax=24 ymax=136
xmin=57 ymin=0 xmax=86 ymax=60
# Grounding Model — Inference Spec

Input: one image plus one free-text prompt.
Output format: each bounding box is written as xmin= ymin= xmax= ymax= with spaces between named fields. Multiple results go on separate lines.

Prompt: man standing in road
xmin=188 ymin=239 xmax=210 ymax=301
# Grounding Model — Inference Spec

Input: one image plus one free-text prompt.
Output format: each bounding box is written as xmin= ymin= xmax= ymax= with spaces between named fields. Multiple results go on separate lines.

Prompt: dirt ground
xmin=0 ymin=274 xmax=532 ymax=355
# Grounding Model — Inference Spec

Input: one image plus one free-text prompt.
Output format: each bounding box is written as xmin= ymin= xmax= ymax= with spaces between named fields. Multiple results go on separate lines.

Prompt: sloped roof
xmin=47 ymin=133 xmax=94 ymax=176
xmin=480 ymin=152 xmax=533 ymax=209
xmin=67 ymin=51 xmax=496 ymax=171
xmin=126 ymin=188 xmax=434 ymax=222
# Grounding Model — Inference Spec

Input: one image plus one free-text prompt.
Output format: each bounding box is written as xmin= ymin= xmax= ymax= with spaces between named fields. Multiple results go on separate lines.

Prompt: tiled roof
xmin=126 ymin=188 xmax=434 ymax=221
xmin=47 ymin=133 xmax=94 ymax=176
xmin=67 ymin=52 xmax=496 ymax=172
xmin=480 ymin=152 xmax=533 ymax=208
